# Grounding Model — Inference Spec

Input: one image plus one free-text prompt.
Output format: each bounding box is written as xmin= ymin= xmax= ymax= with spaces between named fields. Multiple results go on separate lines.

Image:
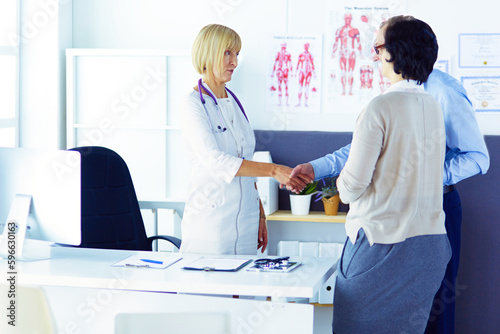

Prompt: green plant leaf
xmin=298 ymin=181 xmax=319 ymax=195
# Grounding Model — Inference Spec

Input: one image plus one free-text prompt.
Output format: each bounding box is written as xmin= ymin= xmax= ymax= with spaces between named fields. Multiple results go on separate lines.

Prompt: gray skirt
xmin=333 ymin=229 xmax=451 ymax=334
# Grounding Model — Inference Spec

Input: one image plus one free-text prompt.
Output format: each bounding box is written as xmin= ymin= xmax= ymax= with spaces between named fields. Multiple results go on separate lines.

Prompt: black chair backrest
xmin=70 ymin=146 xmax=151 ymax=250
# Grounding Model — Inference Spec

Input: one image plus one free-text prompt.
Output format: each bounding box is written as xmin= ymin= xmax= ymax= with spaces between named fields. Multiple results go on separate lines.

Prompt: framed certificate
xmin=459 ymin=34 xmax=500 ymax=68
xmin=461 ymin=76 xmax=500 ymax=112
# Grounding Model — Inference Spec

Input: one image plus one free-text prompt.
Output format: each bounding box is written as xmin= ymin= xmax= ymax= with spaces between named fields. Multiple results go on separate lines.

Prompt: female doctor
xmin=180 ymin=24 xmax=308 ymax=255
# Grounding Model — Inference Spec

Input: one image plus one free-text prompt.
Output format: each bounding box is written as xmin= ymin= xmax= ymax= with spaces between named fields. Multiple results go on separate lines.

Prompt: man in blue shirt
xmin=291 ymin=69 xmax=489 ymax=333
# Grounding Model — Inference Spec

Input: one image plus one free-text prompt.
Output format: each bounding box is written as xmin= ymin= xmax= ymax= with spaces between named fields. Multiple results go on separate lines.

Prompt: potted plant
xmin=315 ymin=177 xmax=340 ymax=216
xmin=289 ymin=181 xmax=318 ymax=215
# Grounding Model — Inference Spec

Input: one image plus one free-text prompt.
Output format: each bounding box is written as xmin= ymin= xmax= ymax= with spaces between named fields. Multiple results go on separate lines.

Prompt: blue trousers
xmin=425 ymin=189 xmax=462 ymax=334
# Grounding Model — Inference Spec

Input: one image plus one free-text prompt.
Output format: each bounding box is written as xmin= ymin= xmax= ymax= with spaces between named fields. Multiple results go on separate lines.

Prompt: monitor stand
xmin=0 ymin=194 xmax=52 ymax=262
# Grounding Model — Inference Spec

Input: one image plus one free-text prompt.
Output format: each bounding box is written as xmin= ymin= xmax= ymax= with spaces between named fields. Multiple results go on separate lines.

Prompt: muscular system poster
xmin=325 ymin=1 xmax=406 ymax=114
xmin=266 ymin=35 xmax=322 ymax=113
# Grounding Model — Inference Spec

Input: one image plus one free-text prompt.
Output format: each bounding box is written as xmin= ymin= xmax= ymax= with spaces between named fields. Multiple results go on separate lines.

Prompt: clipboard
xmin=182 ymin=257 xmax=252 ymax=272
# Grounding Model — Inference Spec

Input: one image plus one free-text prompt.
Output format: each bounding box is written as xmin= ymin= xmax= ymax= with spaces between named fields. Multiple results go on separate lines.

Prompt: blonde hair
xmin=192 ymin=24 xmax=242 ymax=78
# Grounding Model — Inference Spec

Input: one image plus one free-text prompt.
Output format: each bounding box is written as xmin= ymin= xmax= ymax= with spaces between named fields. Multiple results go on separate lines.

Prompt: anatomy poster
xmin=266 ymin=35 xmax=322 ymax=113
xmin=325 ymin=1 xmax=406 ymax=114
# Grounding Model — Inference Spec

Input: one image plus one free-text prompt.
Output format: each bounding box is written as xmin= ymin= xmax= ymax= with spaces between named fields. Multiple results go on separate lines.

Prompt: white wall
xmin=69 ymin=0 xmax=500 ymax=137
xmin=19 ymin=0 xmax=500 ymax=148
xmin=408 ymin=0 xmax=500 ymax=135
xmin=19 ymin=0 xmax=72 ymax=149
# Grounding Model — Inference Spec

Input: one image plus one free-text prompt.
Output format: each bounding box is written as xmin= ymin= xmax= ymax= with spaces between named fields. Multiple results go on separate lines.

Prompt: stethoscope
xmin=253 ymin=257 xmax=291 ymax=270
xmin=198 ymin=78 xmax=248 ymax=133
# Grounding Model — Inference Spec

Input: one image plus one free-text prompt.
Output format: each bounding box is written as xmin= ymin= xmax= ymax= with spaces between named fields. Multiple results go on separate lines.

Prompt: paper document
xmin=112 ymin=254 xmax=182 ymax=269
xmin=182 ymin=257 xmax=252 ymax=272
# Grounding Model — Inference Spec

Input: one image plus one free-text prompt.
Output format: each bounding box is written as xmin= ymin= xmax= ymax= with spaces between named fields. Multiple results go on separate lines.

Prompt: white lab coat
xmin=179 ymin=84 xmax=260 ymax=255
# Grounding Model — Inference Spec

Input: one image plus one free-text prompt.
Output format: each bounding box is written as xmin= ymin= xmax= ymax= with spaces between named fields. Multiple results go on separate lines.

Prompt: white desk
xmin=17 ymin=247 xmax=335 ymax=299
xmin=8 ymin=246 xmax=336 ymax=333
xmin=33 ymin=286 xmax=316 ymax=334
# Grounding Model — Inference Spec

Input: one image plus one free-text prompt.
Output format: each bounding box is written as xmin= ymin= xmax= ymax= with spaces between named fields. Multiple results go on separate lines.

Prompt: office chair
xmin=70 ymin=146 xmax=181 ymax=250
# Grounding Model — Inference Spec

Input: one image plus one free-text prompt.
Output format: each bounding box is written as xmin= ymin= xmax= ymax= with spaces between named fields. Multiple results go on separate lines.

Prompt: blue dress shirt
xmin=310 ymin=69 xmax=490 ymax=185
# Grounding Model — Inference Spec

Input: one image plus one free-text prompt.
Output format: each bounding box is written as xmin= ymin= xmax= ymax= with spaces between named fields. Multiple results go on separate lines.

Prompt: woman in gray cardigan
xmin=333 ymin=16 xmax=451 ymax=333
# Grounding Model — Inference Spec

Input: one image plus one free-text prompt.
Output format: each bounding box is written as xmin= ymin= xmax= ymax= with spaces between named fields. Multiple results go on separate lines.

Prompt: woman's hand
xmin=288 ymin=163 xmax=316 ymax=193
xmin=273 ymin=164 xmax=313 ymax=193
xmin=258 ymin=215 xmax=268 ymax=253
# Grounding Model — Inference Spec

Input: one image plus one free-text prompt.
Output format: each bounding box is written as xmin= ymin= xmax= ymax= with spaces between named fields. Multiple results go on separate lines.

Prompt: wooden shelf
xmin=267 ymin=210 xmax=346 ymax=223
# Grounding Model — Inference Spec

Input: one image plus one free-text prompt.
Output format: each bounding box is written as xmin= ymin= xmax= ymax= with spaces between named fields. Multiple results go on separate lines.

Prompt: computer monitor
xmin=0 ymin=147 xmax=81 ymax=261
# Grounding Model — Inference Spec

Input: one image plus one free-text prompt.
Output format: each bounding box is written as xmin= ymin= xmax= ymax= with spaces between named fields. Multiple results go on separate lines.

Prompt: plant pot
xmin=322 ymin=194 xmax=340 ymax=216
xmin=290 ymin=193 xmax=313 ymax=215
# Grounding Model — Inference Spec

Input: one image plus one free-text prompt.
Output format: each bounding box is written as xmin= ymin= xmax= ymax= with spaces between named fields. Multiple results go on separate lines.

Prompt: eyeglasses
xmin=373 ymin=43 xmax=385 ymax=55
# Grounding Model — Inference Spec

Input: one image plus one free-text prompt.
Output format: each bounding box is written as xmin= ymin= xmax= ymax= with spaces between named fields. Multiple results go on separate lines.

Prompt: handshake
xmin=275 ymin=162 xmax=315 ymax=194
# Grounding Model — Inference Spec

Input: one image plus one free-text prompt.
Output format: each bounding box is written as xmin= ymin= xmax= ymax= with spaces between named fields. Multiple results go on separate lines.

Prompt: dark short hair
xmin=382 ymin=16 xmax=438 ymax=84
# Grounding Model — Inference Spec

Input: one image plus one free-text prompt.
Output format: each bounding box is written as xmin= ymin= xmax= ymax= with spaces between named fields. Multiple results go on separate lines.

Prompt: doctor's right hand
xmin=272 ymin=164 xmax=311 ymax=193
xmin=287 ymin=163 xmax=315 ymax=193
